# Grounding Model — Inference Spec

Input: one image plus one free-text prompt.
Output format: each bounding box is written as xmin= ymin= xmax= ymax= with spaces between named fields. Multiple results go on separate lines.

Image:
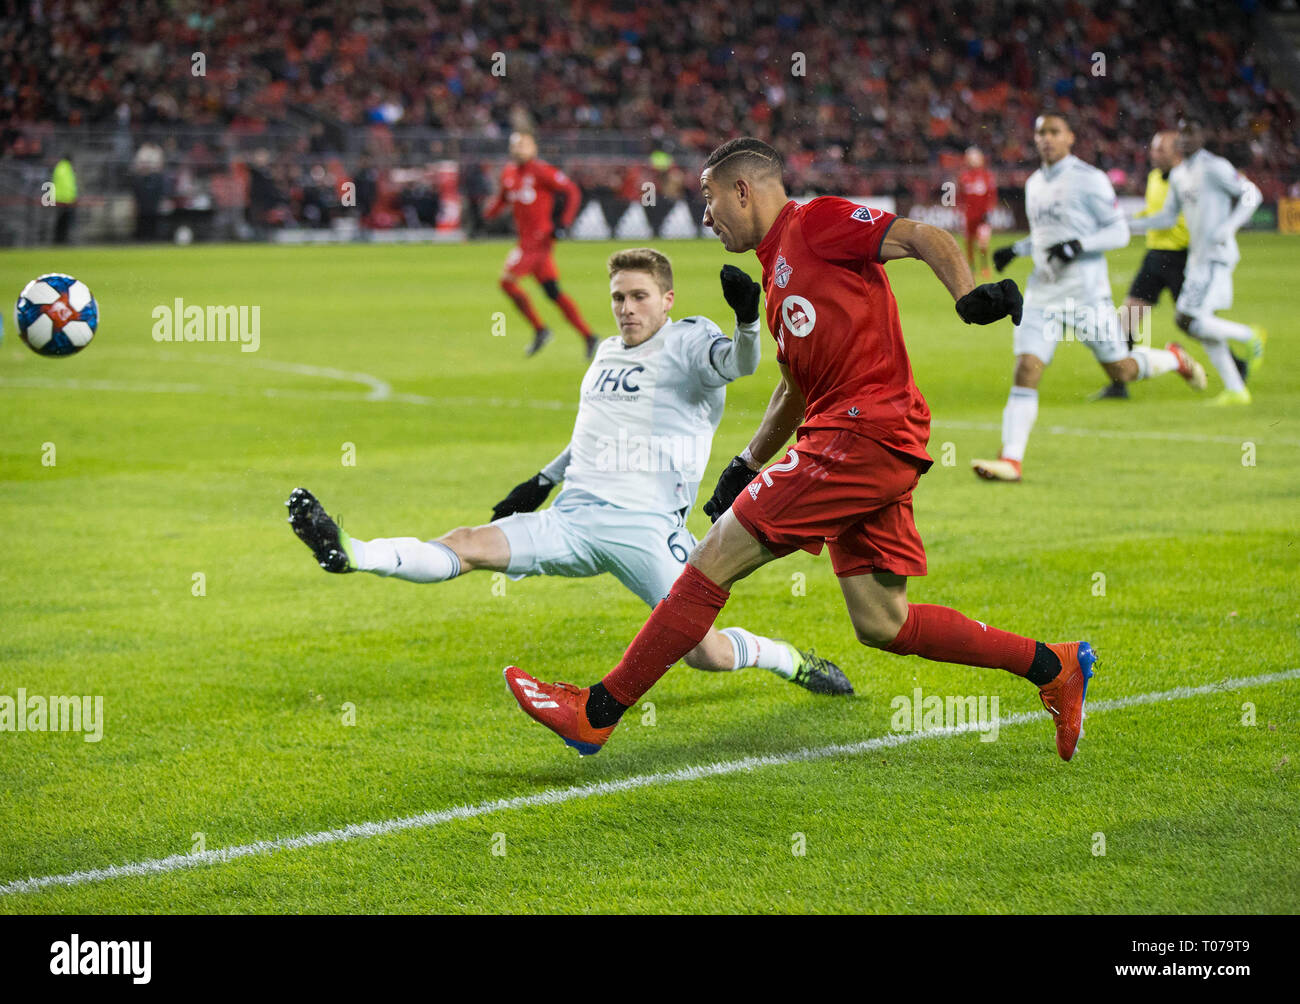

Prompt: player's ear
xmin=662 ymin=288 xmax=675 ymax=311
xmin=734 ymin=176 xmax=750 ymax=206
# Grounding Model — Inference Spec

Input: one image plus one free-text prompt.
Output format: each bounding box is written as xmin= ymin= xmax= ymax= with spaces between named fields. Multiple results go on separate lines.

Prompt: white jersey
xmin=1132 ymin=148 xmax=1261 ymax=268
xmin=1013 ymin=154 xmax=1128 ymax=309
xmin=546 ymin=316 xmax=760 ymax=514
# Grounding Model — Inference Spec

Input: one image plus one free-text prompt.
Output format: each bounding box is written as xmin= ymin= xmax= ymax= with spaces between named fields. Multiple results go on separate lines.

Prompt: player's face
xmin=609 ymin=270 xmax=673 ymax=345
xmin=508 ymin=133 xmax=537 ymax=163
xmin=1150 ymin=134 xmax=1176 ymax=171
xmin=1177 ymin=123 xmax=1204 ymax=157
xmin=1033 ymin=117 xmax=1073 ymax=164
xmin=699 ymin=168 xmax=754 ymax=252
xmin=965 ymin=148 xmax=983 ymax=169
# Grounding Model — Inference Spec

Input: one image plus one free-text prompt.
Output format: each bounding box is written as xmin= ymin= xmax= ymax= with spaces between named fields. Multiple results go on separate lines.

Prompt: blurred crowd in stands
xmin=2 ymin=0 xmax=1296 ymax=233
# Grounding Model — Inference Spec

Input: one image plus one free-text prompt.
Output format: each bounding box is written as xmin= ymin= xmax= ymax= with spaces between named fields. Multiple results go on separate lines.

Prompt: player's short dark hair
xmin=607 ymin=248 xmax=673 ymax=293
xmin=703 ymin=137 xmax=783 ymax=184
xmin=1035 ymin=111 xmax=1072 ymax=130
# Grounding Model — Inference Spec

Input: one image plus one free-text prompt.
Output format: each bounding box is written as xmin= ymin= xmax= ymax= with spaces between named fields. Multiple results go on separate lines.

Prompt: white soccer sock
xmin=720 ymin=627 xmax=796 ymax=680
xmin=353 ymin=537 xmax=462 ymax=582
xmin=1000 ymin=386 xmax=1038 ymax=463
xmin=1189 ymin=314 xmax=1252 ymax=342
xmin=1200 ymin=339 xmax=1246 ymax=392
xmin=1129 ymin=346 xmax=1179 ymax=380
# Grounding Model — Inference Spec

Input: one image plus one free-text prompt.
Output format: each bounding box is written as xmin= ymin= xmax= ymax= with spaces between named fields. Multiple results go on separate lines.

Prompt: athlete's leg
xmin=838 ymin=572 xmax=1061 ymax=679
xmin=999 ymin=352 xmax=1043 ymax=461
xmin=500 ymin=246 xmax=547 ymax=333
xmin=538 ymin=259 xmax=594 ymax=342
xmin=597 ymin=511 xmax=775 ymax=708
xmin=351 ymin=524 xmax=506 ymax=581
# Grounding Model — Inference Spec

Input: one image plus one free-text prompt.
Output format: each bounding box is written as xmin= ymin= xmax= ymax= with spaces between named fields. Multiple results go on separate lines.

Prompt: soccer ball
xmin=15 ymin=273 xmax=99 ymax=357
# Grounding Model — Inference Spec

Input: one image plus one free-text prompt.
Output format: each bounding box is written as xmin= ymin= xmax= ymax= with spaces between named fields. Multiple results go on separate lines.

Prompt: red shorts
xmin=965 ymin=217 xmax=992 ymax=243
xmin=730 ymin=427 xmax=930 ymax=578
xmin=503 ymin=243 xmax=559 ymax=282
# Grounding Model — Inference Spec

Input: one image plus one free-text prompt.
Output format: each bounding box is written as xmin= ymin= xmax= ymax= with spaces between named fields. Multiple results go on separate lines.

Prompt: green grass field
xmin=1 ymin=234 xmax=1296 ymax=914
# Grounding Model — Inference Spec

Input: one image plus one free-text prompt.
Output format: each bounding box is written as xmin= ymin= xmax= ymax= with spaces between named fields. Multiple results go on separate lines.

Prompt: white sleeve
xmin=539 ymin=445 xmax=571 ymax=485
xmin=1078 ymin=174 xmax=1128 ymax=252
xmin=1130 ymin=178 xmax=1181 ymax=234
xmin=682 ymin=316 xmax=760 ymax=388
xmin=1215 ymin=173 xmax=1262 ymax=243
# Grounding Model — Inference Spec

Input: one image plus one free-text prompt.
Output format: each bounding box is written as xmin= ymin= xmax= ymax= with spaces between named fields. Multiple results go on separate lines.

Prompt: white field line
xmin=2 ymin=667 xmax=1296 ymax=898
xmin=2 ymin=371 xmax=1295 ymax=444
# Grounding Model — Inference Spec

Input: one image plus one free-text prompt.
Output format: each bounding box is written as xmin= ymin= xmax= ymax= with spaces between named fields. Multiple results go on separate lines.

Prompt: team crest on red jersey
xmin=851 ymin=205 xmax=882 ymax=223
xmin=774 ymin=254 xmax=793 ymax=288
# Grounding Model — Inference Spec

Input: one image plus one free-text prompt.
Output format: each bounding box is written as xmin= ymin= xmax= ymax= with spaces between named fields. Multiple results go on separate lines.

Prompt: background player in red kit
xmin=483 ymin=130 xmax=599 ymax=357
xmin=505 ymin=137 xmax=1097 ymax=763
xmin=958 ymin=146 xmax=997 ymax=278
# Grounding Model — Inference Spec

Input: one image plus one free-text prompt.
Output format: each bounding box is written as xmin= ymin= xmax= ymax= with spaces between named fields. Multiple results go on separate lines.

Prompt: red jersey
xmin=755 ymin=198 xmax=931 ymax=463
xmin=483 ymin=158 xmax=581 ymax=247
xmin=958 ymin=167 xmax=996 ymax=220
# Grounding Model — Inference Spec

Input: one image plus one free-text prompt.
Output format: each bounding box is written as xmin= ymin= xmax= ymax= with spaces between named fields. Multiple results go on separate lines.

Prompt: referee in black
xmin=1094 ymin=130 xmax=1188 ymax=400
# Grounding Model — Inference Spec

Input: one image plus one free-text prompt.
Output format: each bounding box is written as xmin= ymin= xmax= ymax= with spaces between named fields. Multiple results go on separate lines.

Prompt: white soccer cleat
xmin=971 ymin=457 xmax=1023 ymax=482
xmin=1166 ymin=342 xmax=1207 ymax=391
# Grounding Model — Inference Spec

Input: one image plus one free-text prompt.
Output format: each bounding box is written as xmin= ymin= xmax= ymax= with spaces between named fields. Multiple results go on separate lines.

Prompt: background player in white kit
xmin=1129 ymin=118 xmax=1266 ymax=406
xmin=286 ymin=248 xmax=851 ymax=694
xmin=976 ymin=113 xmax=1206 ymax=482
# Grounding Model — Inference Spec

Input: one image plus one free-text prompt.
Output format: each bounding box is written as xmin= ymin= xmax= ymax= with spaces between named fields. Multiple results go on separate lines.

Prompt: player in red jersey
xmin=504 ymin=138 xmax=1097 ymax=762
xmin=483 ymin=131 xmax=599 ymax=358
xmin=958 ymin=147 xmax=997 ymax=278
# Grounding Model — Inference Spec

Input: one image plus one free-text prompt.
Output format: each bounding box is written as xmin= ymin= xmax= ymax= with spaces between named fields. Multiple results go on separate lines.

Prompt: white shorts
xmin=495 ymin=498 xmax=694 ymax=607
xmin=1175 ymin=261 xmax=1234 ymax=317
xmin=1013 ymin=299 xmax=1128 ymax=366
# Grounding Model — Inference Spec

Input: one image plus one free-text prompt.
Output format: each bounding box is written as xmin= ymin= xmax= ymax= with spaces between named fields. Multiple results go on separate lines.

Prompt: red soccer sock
xmin=501 ymin=279 xmax=545 ymax=331
xmin=885 ymin=603 xmax=1036 ymax=676
xmin=553 ymin=291 xmax=593 ymax=338
xmin=601 ymin=564 xmax=730 ymax=706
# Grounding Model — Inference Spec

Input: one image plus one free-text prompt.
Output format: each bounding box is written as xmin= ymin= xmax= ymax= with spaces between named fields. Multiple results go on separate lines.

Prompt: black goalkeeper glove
xmin=1045 ymin=239 xmax=1084 ymax=264
xmin=992 ymin=245 xmax=1018 ymax=273
xmin=719 ymin=265 xmax=762 ymax=324
xmin=702 ymin=456 xmax=758 ymax=523
xmin=955 ymin=278 xmax=1024 ymax=326
xmin=491 ymin=473 xmax=553 ymax=521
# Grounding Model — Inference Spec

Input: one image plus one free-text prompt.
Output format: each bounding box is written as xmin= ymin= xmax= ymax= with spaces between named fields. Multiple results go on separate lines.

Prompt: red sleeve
xmin=800 ymin=197 xmax=897 ymax=267
xmin=540 ymin=163 xmax=582 ymax=227
xmin=482 ymin=184 xmax=505 ymax=220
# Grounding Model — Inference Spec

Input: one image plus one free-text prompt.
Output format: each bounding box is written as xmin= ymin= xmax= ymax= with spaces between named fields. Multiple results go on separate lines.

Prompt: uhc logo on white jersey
xmin=851 ymin=205 xmax=882 ymax=223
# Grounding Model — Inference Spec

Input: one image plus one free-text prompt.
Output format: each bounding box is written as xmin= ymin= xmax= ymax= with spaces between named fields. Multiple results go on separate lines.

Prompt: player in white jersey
xmin=1129 ymin=118 xmax=1267 ymax=406
xmin=286 ymin=247 xmax=851 ymax=695
xmin=973 ymin=113 xmax=1206 ymax=482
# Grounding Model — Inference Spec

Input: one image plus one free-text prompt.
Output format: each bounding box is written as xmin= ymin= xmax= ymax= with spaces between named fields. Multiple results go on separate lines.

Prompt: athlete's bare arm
xmin=742 ymin=362 xmax=805 ymax=470
xmin=880 ymin=218 xmax=976 ymax=302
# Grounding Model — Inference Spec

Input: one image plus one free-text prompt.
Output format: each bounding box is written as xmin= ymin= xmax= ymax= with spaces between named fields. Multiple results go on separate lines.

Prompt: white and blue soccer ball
xmin=15 ymin=273 xmax=99 ymax=357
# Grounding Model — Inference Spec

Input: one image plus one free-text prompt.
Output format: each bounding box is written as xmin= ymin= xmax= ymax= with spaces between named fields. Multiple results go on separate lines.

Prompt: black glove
xmin=719 ymin=265 xmax=762 ymax=324
xmin=491 ymin=473 xmax=553 ymax=521
xmin=1046 ymin=239 xmax=1084 ymax=264
xmin=702 ymin=456 xmax=758 ymax=523
xmin=955 ymin=279 xmax=1024 ymax=326
xmin=992 ymin=245 xmax=1018 ymax=273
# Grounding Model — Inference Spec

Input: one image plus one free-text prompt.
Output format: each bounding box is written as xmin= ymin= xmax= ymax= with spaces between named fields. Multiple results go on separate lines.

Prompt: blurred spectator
xmin=131 ymin=142 xmax=165 ymax=241
xmin=51 ymin=152 xmax=77 ymax=244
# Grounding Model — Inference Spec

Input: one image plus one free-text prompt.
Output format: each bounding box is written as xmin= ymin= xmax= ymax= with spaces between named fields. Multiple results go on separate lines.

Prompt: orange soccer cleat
xmin=1037 ymin=641 xmax=1097 ymax=761
xmin=504 ymin=666 xmax=617 ymax=755
xmin=971 ymin=456 xmax=1023 ymax=482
